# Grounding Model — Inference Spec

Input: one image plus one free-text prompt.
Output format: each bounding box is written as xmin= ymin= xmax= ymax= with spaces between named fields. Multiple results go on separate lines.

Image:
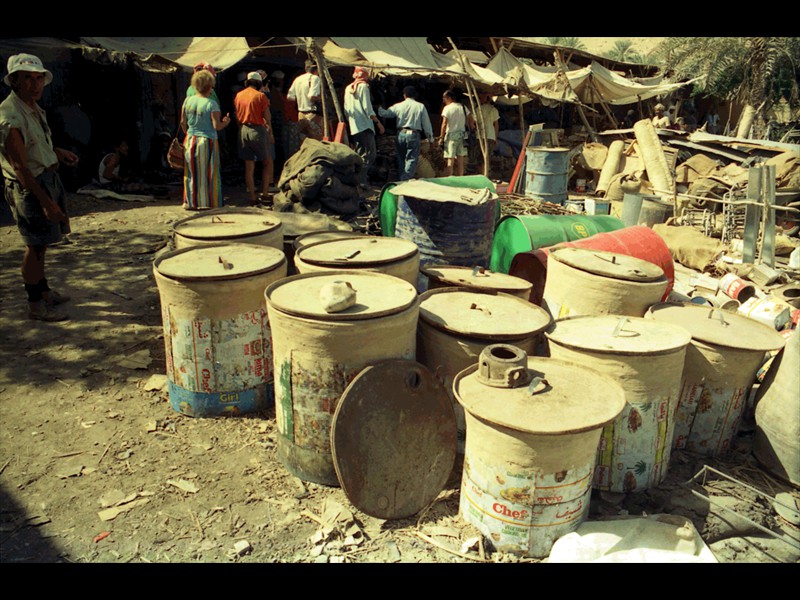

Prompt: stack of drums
xmin=543 ymin=247 xmax=668 ymax=320
xmin=546 ymin=315 xmax=692 ymax=493
xmin=153 ymin=243 xmax=288 ymax=416
xmin=293 ymin=236 xmax=420 ymax=288
xmin=270 ymin=212 xmax=357 ymax=276
xmin=454 ymin=344 xmax=625 ymax=558
xmin=171 ymin=207 xmax=283 ymax=250
xmin=420 ymin=264 xmax=533 ymax=300
xmin=417 ymin=287 xmax=552 ymax=452
xmin=646 ymin=302 xmax=785 ymax=457
xmin=266 ymin=271 xmax=419 ymax=485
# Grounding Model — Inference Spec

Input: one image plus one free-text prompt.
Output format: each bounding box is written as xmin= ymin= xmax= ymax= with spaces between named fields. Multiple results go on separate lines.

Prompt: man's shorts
xmin=443 ymin=131 xmax=467 ymax=159
xmin=4 ymin=170 xmax=70 ymax=246
xmin=238 ymin=124 xmax=269 ymax=161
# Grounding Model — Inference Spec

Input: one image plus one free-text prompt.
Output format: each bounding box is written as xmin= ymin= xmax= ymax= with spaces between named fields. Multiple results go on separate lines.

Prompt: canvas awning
xmin=80 ymin=37 xmax=252 ymax=73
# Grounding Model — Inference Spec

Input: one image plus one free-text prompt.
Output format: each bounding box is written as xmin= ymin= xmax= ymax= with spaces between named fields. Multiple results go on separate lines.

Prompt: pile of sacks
xmin=273 ymin=139 xmax=363 ymax=217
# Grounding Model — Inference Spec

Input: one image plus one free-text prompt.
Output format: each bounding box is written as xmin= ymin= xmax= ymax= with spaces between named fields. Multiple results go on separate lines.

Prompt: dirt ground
xmin=1 ymin=184 xmax=798 ymax=566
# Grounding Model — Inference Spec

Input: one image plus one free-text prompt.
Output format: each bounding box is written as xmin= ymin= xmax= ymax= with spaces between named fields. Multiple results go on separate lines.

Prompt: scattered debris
xmin=167 ymin=479 xmax=200 ymax=494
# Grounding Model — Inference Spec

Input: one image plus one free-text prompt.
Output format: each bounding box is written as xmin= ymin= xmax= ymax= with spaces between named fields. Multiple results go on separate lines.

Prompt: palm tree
xmin=544 ymin=37 xmax=586 ymax=51
xmin=605 ymin=40 xmax=645 ymax=64
xmin=652 ymin=37 xmax=800 ymax=137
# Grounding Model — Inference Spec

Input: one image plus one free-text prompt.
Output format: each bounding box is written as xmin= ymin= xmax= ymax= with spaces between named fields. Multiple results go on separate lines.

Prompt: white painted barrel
xmin=453 ymin=344 xmax=625 ymax=558
xmin=417 ymin=288 xmax=552 ymax=453
xmin=543 ymin=247 xmax=668 ymax=319
xmin=153 ymin=243 xmax=287 ymax=416
xmin=172 ymin=207 xmax=283 ymax=250
xmin=266 ymin=271 xmax=419 ymax=486
xmin=646 ymin=302 xmax=785 ymax=457
xmin=546 ymin=315 xmax=692 ymax=493
xmin=293 ymin=236 xmax=420 ymax=288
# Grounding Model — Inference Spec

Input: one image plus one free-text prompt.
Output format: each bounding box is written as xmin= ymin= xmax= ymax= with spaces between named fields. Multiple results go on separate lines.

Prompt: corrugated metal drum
xmin=524 ymin=146 xmax=569 ymax=205
xmin=543 ymin=247 xmax=668 ymax=319
xmin=266 ymin=271 xmax=419 ymax=485
xmin=172 ymin=207 xmax=283 ymax=250
xmin=454 ymin=344 xmax=625 ymax=558
xmin=421 ymin=264 xmax=533 ymax=300
xmin=294 ymin=236 xmax=420 ymax=287
xmin=546 ymin=315 xmax=692 ymax=493
xmin=417 ymin=287 xmax=552 ymax=452
xmin=153 ymin=243 xmax=288 ymax=416
xmin=646 ymin=302 xmax=785 ymax=457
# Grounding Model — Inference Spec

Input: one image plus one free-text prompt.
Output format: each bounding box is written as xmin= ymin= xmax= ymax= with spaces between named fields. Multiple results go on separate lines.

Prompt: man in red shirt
xmin=233 ymin=71 xmax=273 ymax=205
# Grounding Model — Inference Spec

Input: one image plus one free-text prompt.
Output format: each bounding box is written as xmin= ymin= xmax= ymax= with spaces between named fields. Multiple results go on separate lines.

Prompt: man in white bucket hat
xmin=0 ymin=53 xmax=79 ymax=321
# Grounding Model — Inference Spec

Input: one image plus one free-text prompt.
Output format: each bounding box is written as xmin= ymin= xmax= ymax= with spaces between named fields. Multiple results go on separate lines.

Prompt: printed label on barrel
xmin=672 ymin=381 xmax=747 ymax=456
xmin=168 ymin=380 xmax=269 ymax=416
xmin=163 ymin=306 xmax=271 ymax=395
xmin=459 ymin=452 xmax=593 ymax=556
xmin=593 ymin=398 xmax=674 ymax=493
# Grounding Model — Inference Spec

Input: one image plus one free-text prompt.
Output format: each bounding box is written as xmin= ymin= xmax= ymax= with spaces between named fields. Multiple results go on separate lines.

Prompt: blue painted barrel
xmin=525 ymin=147 xmax=569 ymax=205
xmin=394 ymin=194 xmax=499 ymax=291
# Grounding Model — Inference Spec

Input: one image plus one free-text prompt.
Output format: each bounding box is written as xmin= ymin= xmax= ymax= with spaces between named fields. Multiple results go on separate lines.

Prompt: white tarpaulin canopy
xmin=80 ymin=37 xmax=252 ymax=72
xmin=320 ymin=37 xmax=461 ymax=76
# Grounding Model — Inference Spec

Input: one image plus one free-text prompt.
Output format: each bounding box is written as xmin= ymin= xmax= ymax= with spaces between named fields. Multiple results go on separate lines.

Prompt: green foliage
xmin=604 ymin=40 xmax=645 ymax=64
xmin=544 ymin=37 xmax=587 ymax=51
xmin=652 ymin=37 xmax=800 ymax=111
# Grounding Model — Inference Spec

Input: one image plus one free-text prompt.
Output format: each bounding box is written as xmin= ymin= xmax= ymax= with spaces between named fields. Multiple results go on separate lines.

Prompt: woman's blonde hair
xmin=191 ymin=70 xmax=215 ymax=95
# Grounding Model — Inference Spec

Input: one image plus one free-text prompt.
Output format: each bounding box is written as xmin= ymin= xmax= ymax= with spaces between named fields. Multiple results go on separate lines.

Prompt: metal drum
xmin=524 ymin=147 xmax=569 ymax=205
xmin=293 ymin=236 xmax=420 ymax=288
xmin=421 ymin=264 xmax=533 ymax=300
xmin=543 ymin=247 xmax=668 ymax=320
xmin=547 ymin=315 xmax=692 ymax=493
xmin=646 ymin=302 xmax=785 ymax=457
xmin=417 ymin=288 xmax=552 ymax=453
xmin=292 ymin=230 xmax=365 ymax=251
xmin=153 ymin=243 xmax=287 ymax=417
xmin=454 ymin=344 xmax=625 ymax=558
xmin=171 ymin=207 xmax=283 ymax=250
xmin=266 ymin=271 xmax=419 ymax=486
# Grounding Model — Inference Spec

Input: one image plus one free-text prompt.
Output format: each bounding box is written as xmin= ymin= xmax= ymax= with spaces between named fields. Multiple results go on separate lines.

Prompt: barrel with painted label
xmin=524 ymin=146 xmax=569 ymax=205
xmin=546 ymin=316 xmax=692 ymax=493
xmin=490 ymin=214 xmax=625 ymax=274
xmin=266 ymin=271 xmax=419 ymax=485
xmin=293 ymin=236 xmax=420 ymax=287
xmin=417 ymin=288 xmax=552 ymax=453
xmin=543 ymin=247 xmax=668 ymax=320
xmin=421 ymin=264 xmax=533 ymax=300
xmin=646 ymin=302 xmax=785 ymax=457
xmin=153 ymin=243 xmax=288 ymax=417
xmin=172 ymin=207 xmax=283 ymax=250
xmin=454 ymin=344 xmax=625 ymax=558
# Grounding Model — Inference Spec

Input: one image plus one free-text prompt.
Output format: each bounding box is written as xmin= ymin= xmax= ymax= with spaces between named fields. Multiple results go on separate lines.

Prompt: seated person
xmin=97 ymin=138 xmax=168 ymax=197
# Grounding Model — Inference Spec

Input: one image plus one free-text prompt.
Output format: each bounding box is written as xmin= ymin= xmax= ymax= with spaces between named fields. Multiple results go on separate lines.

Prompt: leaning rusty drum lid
xmin=546 ymin=315 xmax=692 ymax=356
xmin=172 ymin=207 xmax=282 ymax=240
xmin=453 ymin=355 xmax=625 ymax=434
xmin=550 ymin=247 xmax=665 ymax=282
xmin=421 ymin=264 xmax=533 ymax=294
xmin=420 ymin=288 xmax=551 ymax=339
xmin=154 ymin=243 xmax=286 ymax=281
xmin=265 ymin=271 xmax=418 ymax=321
xmin=295 ymin=236 xmax=418 ymax=267
xmin=646 ymin=302 xmax=785 ymax=352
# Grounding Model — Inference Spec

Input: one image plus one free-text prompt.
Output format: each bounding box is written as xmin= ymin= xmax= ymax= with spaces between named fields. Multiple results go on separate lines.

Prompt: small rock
xmin=233 ymin=540 xmax=252 ymax=556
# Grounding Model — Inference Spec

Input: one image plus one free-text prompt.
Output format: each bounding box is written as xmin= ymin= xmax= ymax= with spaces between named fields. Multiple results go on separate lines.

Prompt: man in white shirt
xmin=477 ymin=92 xmax=500 ymax=177
xmin=287 ymin=60 xmax=323 ymax=141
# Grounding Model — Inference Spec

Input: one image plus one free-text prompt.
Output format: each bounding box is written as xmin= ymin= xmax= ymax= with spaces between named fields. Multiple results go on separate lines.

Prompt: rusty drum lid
xmin=331 ymin=359 xmax=457 ymax=520
xmin=292 ymin=230 xmax=365 ymax=250
xmin=421 ymin=264 xmax=533 ymax=295
xmin=154 ymin=243 xmax=286 ymax=281
xmin=172 ymin=207 xmax=282 ymax=240
xmin=296 ymin=236 xmax=418 ymax=267
xmin=646 ymin=302 xmax=785 ymax=352
xmin=265 ymin=271 xmax=418 ymax=321
xmin=419 ymin=288 xmax=551 ymax=339
xmin=550 ymin=247 xmax=665 ymax=282
xmin=453 ymin=352 xmax=625 ymax=435
xmin=546 ymin=315 xmax=692 ymax=356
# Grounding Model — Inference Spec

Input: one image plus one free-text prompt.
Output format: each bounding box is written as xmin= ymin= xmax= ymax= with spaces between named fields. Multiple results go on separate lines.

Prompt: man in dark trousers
xmin=0 ymin=53 xmax=79 ymax=321
xmin=234 ymin=71 xmax=273 ymax=205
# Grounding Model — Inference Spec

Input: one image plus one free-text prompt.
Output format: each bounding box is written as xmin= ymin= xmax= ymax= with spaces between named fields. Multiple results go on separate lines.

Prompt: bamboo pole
xmin=447 ymin=37 xmax=489 ymax=176
xmin=588 ymin=76 xmax=619 ymax=130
